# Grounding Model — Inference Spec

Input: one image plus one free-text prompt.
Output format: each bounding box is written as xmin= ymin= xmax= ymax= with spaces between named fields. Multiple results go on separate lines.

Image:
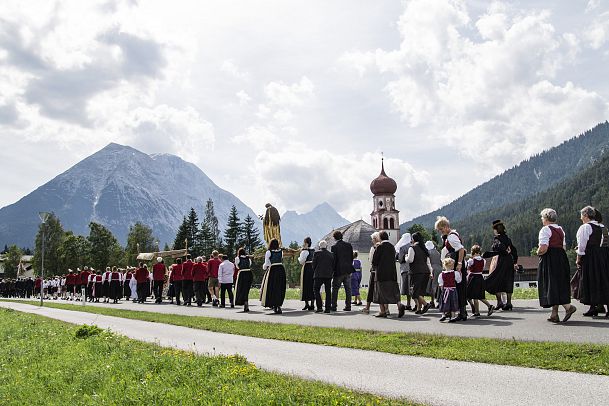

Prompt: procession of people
xmin=4 ymin=204 xmax=608 ymax=325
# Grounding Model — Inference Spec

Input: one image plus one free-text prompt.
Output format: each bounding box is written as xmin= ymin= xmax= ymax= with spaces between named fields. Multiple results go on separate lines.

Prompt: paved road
xmin=14 ymin=297 xmax=609 ymax=344
xmin=2 ymin=301 xmax=607 ymax=406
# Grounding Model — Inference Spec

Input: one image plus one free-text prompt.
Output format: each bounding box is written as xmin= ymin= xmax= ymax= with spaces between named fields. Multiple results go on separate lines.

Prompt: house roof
xmin=320 ymin=220 xmax=377 ymax=252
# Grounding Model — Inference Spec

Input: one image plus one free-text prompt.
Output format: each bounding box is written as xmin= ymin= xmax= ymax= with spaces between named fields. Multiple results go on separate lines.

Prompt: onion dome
xmin=370 ymin=160 xmax=397 ymax=195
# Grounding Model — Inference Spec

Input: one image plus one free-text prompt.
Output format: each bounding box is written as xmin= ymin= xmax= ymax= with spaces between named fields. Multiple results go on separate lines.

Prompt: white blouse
xmin=576 ymin=222 xmax=595 ymax=256
xmin=538 ymin=224 xmax=566 ymax=247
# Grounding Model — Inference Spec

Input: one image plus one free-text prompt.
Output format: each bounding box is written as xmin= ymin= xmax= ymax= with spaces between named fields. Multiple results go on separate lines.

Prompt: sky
xmin=1 ymin=0 xmax=608 ymax=223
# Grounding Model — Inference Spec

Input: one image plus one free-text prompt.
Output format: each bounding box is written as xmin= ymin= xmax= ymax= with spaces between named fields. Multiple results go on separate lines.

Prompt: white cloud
xmin=221 ymin=59 xmax=250 ymax=80
xmin=236 ymin=90 xmax=251 ymax=105
xmin=584 ymin=11 xmax=609 ymax=50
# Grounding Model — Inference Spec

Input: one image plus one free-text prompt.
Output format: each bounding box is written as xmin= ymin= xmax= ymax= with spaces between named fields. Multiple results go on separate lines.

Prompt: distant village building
xmin=370 ymin=158 xmax=400 ymax=245
xmin=0 ymin=255 xmax=35 ymax=278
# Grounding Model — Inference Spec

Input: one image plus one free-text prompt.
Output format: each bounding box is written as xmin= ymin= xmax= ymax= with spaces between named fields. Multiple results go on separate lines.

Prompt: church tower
xmin=370 ymin=158 xmax=400 ymax=245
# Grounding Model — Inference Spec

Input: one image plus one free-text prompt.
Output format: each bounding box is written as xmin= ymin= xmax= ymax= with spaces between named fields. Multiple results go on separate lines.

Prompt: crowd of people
xmin=5 ymin=205 xmax=608 ymax=324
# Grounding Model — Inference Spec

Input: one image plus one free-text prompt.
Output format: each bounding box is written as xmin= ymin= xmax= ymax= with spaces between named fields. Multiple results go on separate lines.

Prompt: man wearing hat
xmin=152 ymin=257 xmax=167 ymax=304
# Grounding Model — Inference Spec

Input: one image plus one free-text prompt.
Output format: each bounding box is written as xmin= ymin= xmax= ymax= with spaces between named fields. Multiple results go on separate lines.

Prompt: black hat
xmin=492 ymin=220 xmax=503 ymax=228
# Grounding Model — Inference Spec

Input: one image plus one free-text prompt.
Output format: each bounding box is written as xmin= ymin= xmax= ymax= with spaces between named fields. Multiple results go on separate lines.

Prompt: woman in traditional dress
xmin=466 ymin=245 xmax=494 ymax=317
xmin=234 ymin=248 xmax=254 ymax=312
xmin=351 ymin=251 xmax=363 ymax=306
xmin=407 ymin=232 xmax=433 ymax=315
xmin=426 ymin=241 xmax=442 ymax=308
xmin=109 ymin=266 xmax=123 ymax=304
xmin=102 ymin=267 xmax=112 ymax=303
xmin=577 ymin=206 xmax=609 ymax=316
xmin=362 ymin=232 xmax=381 ymax=314
xmin=536 ymin=208 xmax=576 ymax=322
xmin=395 ymin=233 xmax=413 ymax=311
xmin=483 ymin=220 xmax=519 ymax=311
xmin=593 ymin=210 xmax=609 ymax=316
xmin=372 ymin=231 xmax=406 ymax=318
xmin=260 ymin=239 xmax=286 ymax=314
xmin=298 ymin=237 xmax=316 ymax=311
xmin=93 ymin=271 xmax=103 ymax=302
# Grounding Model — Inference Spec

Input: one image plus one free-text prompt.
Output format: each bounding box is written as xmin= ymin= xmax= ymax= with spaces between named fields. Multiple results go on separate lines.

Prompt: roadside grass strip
xmin=5 ymin=300 xmax=609 ymax=376
xmin=0 ymin=308 xmax=416 ymax=406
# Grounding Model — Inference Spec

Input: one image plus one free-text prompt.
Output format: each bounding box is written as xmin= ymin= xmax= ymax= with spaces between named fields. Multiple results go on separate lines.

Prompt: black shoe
xmin=276 ymin=307 xmax=282 ymax=314
xmin=302 ymin=305 xmax=309 ymax=311
xmin=503 ymin=303 xmax=513 ymax=311
xmin=415 ymin=310 xmax=422 ymax=314
xmin=331 ymin=307 xmax=337 ymax=312
xmin=212 ymin=300 xmax=218 ymax=307
xmin=398 ymin=304 xmax=405 ymax=318
xmin=343 ymin=307 xmax=351 ymax=311
xmin=487 ymin=305 xmax=495 ymax=317
xmin=404 ymin=305 xmax=413 ymax=311
xmin=219 ymin=305 xmax=225 ymax=308
xmin=176 ymin=301 xmax=181 ymax=306
xmin=495 ymin=303 xmax=504 ymax=310
xmin=308 ymin=305 xmax=315 ymax=311
xmin=583 ymin=307 xmax=598 ymax=317
xmin=231 ymin=304 xmax=235 ymax=308
xmin=596 ymin=305 xmax=607 ymax=314
xmin=439 ymin=315 xmax=448 ymax=322
xmin=448 ymin=317 xmax=459 ymax=323
xmin=420 ymin=303 xmax=432 ymax=315
xmin=322 ymin=309 xmax=330 ymax=313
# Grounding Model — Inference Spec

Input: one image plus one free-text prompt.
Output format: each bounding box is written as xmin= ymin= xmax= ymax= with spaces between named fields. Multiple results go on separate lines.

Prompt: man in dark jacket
xmin=312 ymin=240 xmax=334 ymax=313
xmin=330 ymin=231 xmax=354 ymax=311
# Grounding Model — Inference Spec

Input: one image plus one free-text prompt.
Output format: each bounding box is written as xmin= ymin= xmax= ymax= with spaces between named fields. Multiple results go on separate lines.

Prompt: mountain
xmin=0 ymin=143 xmax=260 ymax=248
xmin=281 ymin=202 xmax=350 ymax=245
xmin=454 ymin=150 xmax=609 ymax=255
xmin=402 ymin=121 xmax=609 ymax=231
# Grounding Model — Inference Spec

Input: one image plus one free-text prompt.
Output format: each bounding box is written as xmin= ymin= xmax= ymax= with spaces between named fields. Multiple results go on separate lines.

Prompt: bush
xmin=74 ymin=324 xmax=104 ymax=339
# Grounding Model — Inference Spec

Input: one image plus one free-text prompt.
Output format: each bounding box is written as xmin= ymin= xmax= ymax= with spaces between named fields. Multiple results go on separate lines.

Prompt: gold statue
xmin=263 ymin=203 xmax=282 ymax=248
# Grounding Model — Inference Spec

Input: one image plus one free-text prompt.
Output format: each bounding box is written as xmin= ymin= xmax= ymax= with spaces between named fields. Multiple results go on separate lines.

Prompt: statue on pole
xmin=263 ymin=203 xmax=282 ymax=248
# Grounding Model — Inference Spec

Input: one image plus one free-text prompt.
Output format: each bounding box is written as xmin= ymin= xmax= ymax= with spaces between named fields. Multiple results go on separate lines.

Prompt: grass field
xmin=250 ymin=287 xmax=540 ymax=301
xmin=7 ymin=300 xmax=608 ymax=376
xmin=0 ymin=308 xmax=415 ymax=405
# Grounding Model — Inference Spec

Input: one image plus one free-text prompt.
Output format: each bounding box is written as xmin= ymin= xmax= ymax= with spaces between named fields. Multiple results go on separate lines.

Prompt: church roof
xmin=370 ymin=160 xmax=397 ymax=195
xmin=320 ymin=220 xmax=377 ymax=252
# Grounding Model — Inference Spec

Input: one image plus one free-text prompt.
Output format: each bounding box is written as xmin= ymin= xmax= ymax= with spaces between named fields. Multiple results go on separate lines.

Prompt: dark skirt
xmin=102 ymin=281 xmax=110 ymax=297
xmin=579 ymin=246 xmax=609 ymax=305
xmin=538 ymin=248 xmax=571 ymax=307
xmin=400 ymin=272 xmax=411 ymax=295
xmin=123 ymin=282 xmax=131 ymax=298
xmin=167 ymin=283 xmax=175 ymax=298
xmin=94 ymin=282 xmax=103 ymax=298
xmin=234 ymin=270 xmax=253 ymax=305
xmin=351 ymin=271 xmax=362 ymax=296
xmin=467 ymin=274 xmax=486 ymax=300
xmin=373 ymin=280 xmax=401 ymax=304
xmin=411 ymin=273 xmax=429 ymax=298
xmin=439 ymin=288 xmax=459 ymax=313
xmin=485 ymin=255 xmax=515 ymax=294
xmin=366 ymin=271 xmax=376 ymax=303
xmin=110 ymin=280 xmax=121 ymax=300
xmin=260 ymin=265 xmax=286 ymax=308
xmin=300 ymin=263 xmax=315 ymax=301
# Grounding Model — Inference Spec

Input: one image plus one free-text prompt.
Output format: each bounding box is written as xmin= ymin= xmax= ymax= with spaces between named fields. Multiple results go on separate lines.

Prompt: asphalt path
xmin=2 ymin=301 xmax=608 ymax=406
xmin=14 ymin=297 xmax=609 ymax=344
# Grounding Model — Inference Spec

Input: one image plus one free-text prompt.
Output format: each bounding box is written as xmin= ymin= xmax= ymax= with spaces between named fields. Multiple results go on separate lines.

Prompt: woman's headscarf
xmin=395 ymin=233 xmax=411 ymax=250
xmin=425 ymin=241 xmax=435 ymax=251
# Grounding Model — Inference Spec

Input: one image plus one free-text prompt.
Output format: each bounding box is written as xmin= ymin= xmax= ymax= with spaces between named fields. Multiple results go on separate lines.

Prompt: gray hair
xmin=540 ymin=208 xmax=557 ymax=223
xmin=319 ymin=240 xmax=328 ymax=249
xmin=370 ymin=232 xmax=381 ymax=243
xmin=581 ymin=206 xmax=596 ymax=219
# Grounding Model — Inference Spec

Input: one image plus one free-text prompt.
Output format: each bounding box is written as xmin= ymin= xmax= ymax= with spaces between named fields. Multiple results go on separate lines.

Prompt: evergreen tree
xmin=3 ymin=245 xmax=23 ymax=278
xmin=125 ymin=222 xmax=157 ymax=266
xmin=240 ymin=214 xmax=263 ymax=254
xmin=203 ymin=199 xmax=221 ymax=249
xmin=58 ymin=232 xmax=91 ymax=271
xmin=222 ymin=205 xmax=242 ymax=257
xmin=32 ymin=213 xmax=64 ymax=276
xmin=173 ymin=216 xmax=189 ymax=250
xmin=185 ymin=208 xmax=200 ymax=255
xmin=1 ymin=245 xmax=7 ymax=254
xmin=88 ymin=222 xmax=124 ymax=270
xmin=163 ymin=243 xmax=171 ymax=251
xmin=406 ymin=224 xmax=433 ymax=243
xmin=196 ymin=221 xmax=214 ymax=257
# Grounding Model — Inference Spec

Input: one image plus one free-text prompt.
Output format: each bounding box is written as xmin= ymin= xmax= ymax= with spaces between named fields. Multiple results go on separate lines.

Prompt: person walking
xmin=298 ymin=237 xmax=316 ymax=311
xmin=192 ymin=257 xmax=208 ymax=307
xmin=234 ymin=248 xmax=253 ymax=312
xmin=537 ymin=208 xmax=576 ymax=322
xmin=426 ymin=241 xmax=442 ymax=308
xmin=372 ymin=231 xmax=406 ymax=318
xmin=135 ymin=264 xmax=150 ymax=304
xmin=260 ymin=239 xmax=287 ymax=314
xmin=152 ymin=257 xmax=166 ymax=304
xmin=171 ymin=258 xmax=183 ymax=306
xmin=362 ymin=232 xmax=381 ymax=314
xmin=331 ymin=231 xmax=354 ymax=311
xmin=351 ymin=251 xmax=363 ymax=306
xmin=396 ymin=233 xmax=413 ymax=310
xmin=466 ymin=245 xmax=494 ymax=317
xmin=109 ymin=266 xmax=123 ymax=304
xmin=218 ymin=255 xmax=235 ymax=308
xmin=407 ymin=232 xmax=433 ymax=315
xmin=312 ymin=240 xmax=334 ymax=313
xmin=207 ymin=251 xmax=222 ymax=307
xmin=483 ymin=220 xmax=519 ymax=311
xmin=182 ymin=255 xmax=194 ymax=306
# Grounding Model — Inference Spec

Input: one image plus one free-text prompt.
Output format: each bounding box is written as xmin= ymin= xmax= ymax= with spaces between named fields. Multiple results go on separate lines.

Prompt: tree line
xmin=6 ymin=199 xmax=263 ymax=277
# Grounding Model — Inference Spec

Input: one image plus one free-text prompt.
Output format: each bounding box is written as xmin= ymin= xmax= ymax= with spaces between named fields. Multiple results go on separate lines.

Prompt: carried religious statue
xmin=263 ymin=203 xmax=282 ymax=248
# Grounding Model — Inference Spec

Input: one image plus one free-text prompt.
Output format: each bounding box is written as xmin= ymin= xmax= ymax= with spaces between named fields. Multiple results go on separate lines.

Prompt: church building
xmin=370 ymin=159 xmax=400 ymax=244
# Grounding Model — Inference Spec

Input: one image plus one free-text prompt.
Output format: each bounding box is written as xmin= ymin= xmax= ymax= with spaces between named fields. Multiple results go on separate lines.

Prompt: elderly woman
xmin=396 ymin=233 xmax=413 ymax=310
xmin=537 ymin=208 xmax=576 ymax=323
xmin=407 ymin=232 xmax=433 ymax=315
xmin=483 ymin=220 xmax=519 ymax=311
xmin=372 ymin=231 xmax=406 ymax=318
xmin=577 ymin=206 xmax=609 ymax=317
xmin=362 ymin=232 xmax=381 ymax=314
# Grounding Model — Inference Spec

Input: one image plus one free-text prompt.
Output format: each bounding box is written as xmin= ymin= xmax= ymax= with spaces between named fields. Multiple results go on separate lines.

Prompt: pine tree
xmin=222 ymin=206 xmax=242 ymax=257
xmin=173 ymin=216 xmax=189 ymax=250
xmin=125 ymin=222 xmax=157 ymax=266
xmin=407 ymin=224 xmax=433 ymax=243
xmin=203 ymin=199 xmax=221 ymax=249
xmin=240 ymin=214 xmax=263 ymax=254
xmin=88 ymin=222 xmax=124 ymax=270
xmin=32 ymin=213 xmax=64 ymax=276
xmin=185 ymin=208 xmax=200 ymax=255
xmin=163 ymin=243 xmax=171 ymax=251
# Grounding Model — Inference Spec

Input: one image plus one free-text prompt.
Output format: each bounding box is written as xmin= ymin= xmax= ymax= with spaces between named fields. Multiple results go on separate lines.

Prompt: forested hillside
xmin=402 ymin=121 xmax=609 ymax=231
xmin=454 ymin=152 xmax=609 ymax=255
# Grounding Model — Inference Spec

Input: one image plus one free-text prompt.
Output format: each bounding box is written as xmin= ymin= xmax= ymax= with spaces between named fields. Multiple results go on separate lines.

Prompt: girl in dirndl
xmin=466 ymin=245 xmax=494 ymax=317
xmin=260 ymin=239 xmax=286 ymax=314
xmin=438 ymin=258 xmax=462 ymax=322
xmin=234 ymin=248 xmax=254 ymax=312
xmin=351 ymin=251 xmax=363 ymax=306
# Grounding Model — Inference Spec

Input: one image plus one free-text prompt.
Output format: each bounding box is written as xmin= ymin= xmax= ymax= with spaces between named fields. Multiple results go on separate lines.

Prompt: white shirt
xmin=218 ymin=260 xmax=234 ymax=284
xmin=466 ymin=256 xmax=486 ymax=271
xmin=263 ymin=250 xmax=282 ymax=270
xmin=438 ymin=270 xmax=462 ymax=287
xmin=102 ymin=271 xmax=112 ymax=283
xmin=406 ymin=245 xmax=433 ymax=273
xmin=538 ymin=224 xmax=566 ymax=247
xmin=576 ymin=222 xmax=596 ymax=256
xmin=446 ymin=231 xmax=463 ymax=251
xmin=298 ymin=249 xmax=310 ymax=265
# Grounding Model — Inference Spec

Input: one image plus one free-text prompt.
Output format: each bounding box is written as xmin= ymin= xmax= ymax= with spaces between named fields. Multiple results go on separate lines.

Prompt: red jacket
xmin=66 ymin=273 xmax=75 ymax=285
xmin=207 ymin=258 xmax=221 ymax=278
xmin=192 ymin=262 xmax=208 ymax=282
xmin=152 ymin=263 xmax=166 ymax=281
xmin=182 ymin=260 xmax=194 ymax=281
xmin=35 ymin=278 xmax=42 ymax=289
xmin=134 ymin=267 xmax=149 ymax=283
xmin=80 ymin=271 xmax=91 ymax=284
xmin=171 ymin=264 xmax=183 ymax=281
